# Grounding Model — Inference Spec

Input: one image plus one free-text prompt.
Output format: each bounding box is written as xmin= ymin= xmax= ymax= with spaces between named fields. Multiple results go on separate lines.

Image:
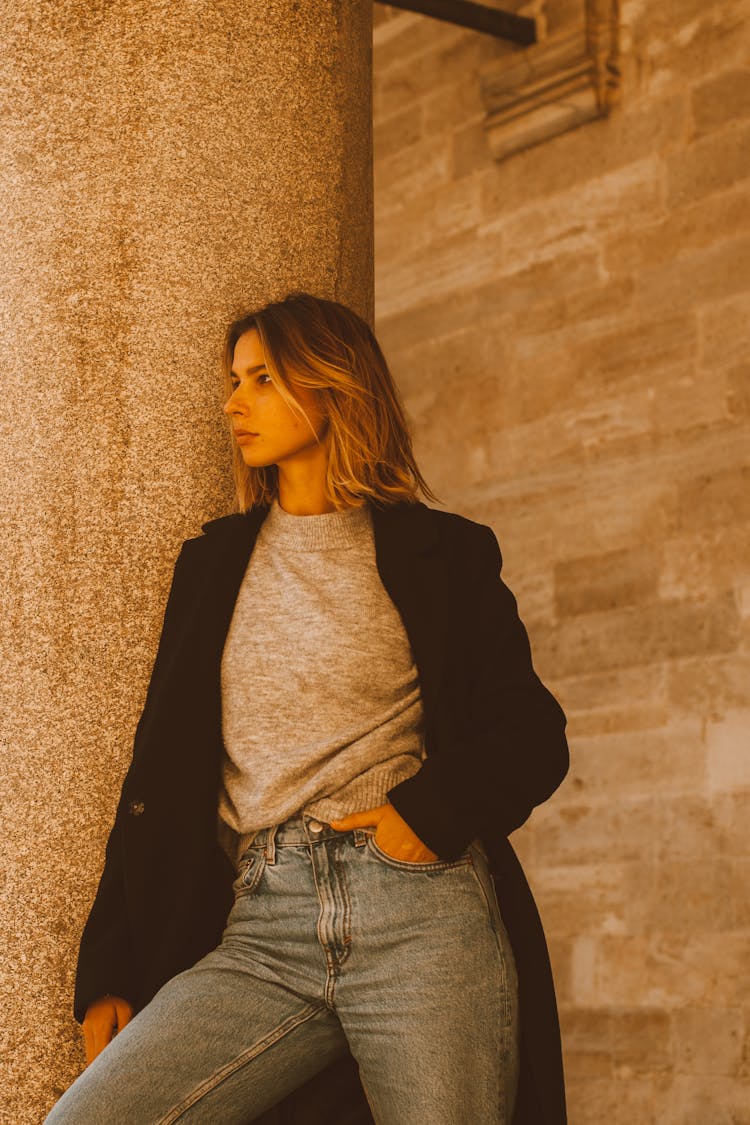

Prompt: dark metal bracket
xmin=380 ymin=1 xmax=538 ymax=46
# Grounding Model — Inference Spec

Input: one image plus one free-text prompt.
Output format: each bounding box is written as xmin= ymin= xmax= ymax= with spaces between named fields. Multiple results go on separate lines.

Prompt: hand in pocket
xmin=329 ymin=803 xmax=440 ymax=863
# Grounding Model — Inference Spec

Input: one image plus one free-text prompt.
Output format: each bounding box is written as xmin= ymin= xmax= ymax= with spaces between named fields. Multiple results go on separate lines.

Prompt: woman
xmin=46 ymin=291 xmax=569 ymax=1124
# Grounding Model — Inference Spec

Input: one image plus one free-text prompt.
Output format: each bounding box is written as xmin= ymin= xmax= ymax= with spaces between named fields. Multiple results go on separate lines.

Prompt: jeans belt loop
xmin=265 ymin=823 xmax=277 ymax=864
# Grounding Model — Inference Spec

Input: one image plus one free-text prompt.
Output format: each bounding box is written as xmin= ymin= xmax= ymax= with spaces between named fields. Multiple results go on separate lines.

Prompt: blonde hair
xmin=219 ymin=290 xmax=442 ymax=513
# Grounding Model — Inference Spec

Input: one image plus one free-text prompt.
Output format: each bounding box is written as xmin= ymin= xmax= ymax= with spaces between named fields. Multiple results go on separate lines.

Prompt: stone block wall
xmin=373 ymin=2 xmax=750 ymax=1119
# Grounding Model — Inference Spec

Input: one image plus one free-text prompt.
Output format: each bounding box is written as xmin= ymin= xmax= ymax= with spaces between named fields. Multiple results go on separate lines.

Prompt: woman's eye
xmin=230 ymin=373 xmax=271 ymax=390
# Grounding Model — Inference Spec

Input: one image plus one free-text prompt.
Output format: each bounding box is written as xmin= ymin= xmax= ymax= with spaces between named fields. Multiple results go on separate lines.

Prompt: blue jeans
xmin=46 ymin=813 xmax=519 ymax=1123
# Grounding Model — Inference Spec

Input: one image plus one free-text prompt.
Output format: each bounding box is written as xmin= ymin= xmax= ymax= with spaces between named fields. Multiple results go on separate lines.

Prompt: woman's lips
xmin=236 ymin=431 xmax=259 ymax=439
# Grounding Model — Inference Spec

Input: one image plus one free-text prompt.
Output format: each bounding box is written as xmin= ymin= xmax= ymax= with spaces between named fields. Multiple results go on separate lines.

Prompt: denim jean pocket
xmin=364 ymin=831 xmax=473 ymax=872
xmin=231 ymin=848 xmax=267 ymax=897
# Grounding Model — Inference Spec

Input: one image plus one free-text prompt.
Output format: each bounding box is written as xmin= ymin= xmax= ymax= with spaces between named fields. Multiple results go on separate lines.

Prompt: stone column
xmin=0 ymin=2 xmax=372 ymax=1119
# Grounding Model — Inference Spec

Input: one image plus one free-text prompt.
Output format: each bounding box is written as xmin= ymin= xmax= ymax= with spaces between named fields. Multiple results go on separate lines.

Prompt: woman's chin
xmin=239 ymin=449 xmax=273 ymax=468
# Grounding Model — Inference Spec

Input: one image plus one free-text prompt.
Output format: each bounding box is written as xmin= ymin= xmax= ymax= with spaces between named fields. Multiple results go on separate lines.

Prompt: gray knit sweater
xmin=216 ymin=496 xmax=427 ymax=869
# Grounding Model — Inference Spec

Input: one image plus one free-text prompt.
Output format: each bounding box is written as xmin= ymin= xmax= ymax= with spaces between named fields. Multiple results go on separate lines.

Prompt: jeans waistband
xmin=244 ymin=811 xmax=489 ymax=865
xmin=247 ymin=811 xmax=366 ymax=849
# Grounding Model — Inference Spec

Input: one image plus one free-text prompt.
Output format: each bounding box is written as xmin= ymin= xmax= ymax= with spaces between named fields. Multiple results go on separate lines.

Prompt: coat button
xmin=308 ymin=819 xmax=324 ymax=832
xmin=128 ymin=799 xmax=145 ymax=816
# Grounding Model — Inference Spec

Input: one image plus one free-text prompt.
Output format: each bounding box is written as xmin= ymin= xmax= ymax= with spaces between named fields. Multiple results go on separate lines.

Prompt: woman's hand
xmin=82 ymin=995 xmax=134 ymax=1065
xmin=329 ymin=803 xmax=440 ymax=863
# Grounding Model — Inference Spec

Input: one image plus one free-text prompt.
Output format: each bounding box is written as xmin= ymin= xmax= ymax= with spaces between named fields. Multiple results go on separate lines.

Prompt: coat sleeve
xmin=386 ymin=523 xmax=569 ymax=860
xmin=72 ymin=541 xmax=194 ymax=1025
xmin=73 ymin=800 xmax=137 ymax=1025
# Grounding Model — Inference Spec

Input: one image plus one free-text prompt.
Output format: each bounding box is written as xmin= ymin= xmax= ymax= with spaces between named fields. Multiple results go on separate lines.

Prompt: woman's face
xmin=223 ymin=327 xmax=329 ymax=470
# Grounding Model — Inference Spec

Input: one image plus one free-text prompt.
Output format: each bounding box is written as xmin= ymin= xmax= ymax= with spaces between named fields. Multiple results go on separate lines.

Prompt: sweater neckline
xmin=261 ymin=496 xmax=373 ymax=550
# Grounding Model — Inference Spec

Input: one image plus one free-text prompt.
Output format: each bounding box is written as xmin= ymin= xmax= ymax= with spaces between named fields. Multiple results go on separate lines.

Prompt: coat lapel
xmin=369 ymin=500 xmax=447 ymax=727
xmin=175 ymin=499 xmax=449 ymax=745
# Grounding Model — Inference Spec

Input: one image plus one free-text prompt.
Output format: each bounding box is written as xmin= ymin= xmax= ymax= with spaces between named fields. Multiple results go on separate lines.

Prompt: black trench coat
xmin=73 ymin=499 xmax=570 ymax=1125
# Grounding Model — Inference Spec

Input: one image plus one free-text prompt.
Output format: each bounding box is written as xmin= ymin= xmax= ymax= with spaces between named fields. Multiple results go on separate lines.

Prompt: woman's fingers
xmin=113 ymin=996 xmax=134 ymax=1031
xmin=374 ymin=826 xmax=438 ymax=863
xmin=82 ymin=1019 xmax=94 ymax=1067
xmin=329 ymin=804 xmax=388 ymax=830
xmin=88 ymin=998 xmax=116 ymax=1065
xmin=82 ymin=1006 xmax=112 ymax=1066
xmin=82 ymin=995 xmax=134 ymax=1066
xmin=331 ymin=804 xmax=439 ymax=861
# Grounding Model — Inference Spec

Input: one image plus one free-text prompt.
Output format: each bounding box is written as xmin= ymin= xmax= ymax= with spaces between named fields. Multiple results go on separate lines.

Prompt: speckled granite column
xmin=0 ymin=2 xmax=372 ymax=1119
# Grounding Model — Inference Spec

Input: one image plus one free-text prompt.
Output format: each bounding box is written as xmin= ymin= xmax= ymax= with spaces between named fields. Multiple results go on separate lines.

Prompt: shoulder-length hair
xmin=219 ymin=290 xmax=441 ymax=513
